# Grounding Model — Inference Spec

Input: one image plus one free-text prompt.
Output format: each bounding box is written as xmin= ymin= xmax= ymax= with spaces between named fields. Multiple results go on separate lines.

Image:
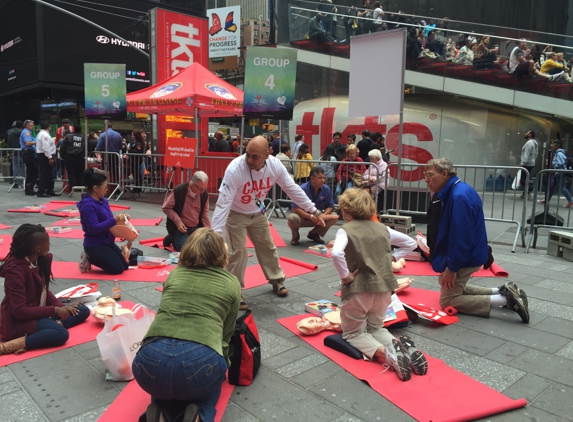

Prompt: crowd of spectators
xmin=272 ymin=129 xmax=390 ymax=214
xmin=305 ymin=3 xmax=572 ymax=84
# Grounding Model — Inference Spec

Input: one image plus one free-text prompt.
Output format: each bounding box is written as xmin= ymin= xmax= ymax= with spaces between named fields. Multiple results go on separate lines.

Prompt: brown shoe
xmin=0 ymin=335 xmax=26 ymax=355
xmin=291 ymin=236 xmax=300 ymax=246
xmin=239 ymin=294 xmax=249 ymax=310
xmin=307 ymin=232 xmax=325 ymax=244
xmin=271 ymin=279 xmax=289 ymax=296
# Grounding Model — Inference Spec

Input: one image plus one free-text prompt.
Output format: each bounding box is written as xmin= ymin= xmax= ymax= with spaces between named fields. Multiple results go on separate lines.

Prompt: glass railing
xmin=284 ymin=1 xmax=573 ymax=101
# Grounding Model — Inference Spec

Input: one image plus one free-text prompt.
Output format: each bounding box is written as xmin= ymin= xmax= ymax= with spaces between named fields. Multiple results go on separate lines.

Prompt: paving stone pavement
xmin=1 ymin=188 xmax=573 ymax=422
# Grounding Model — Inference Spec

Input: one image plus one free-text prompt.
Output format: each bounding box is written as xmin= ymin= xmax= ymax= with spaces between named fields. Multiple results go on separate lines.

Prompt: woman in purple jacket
xmin=78 ymin=168 xmax=131 ymax=274
xmin=0 ymin=224 xmax=89 ymax=356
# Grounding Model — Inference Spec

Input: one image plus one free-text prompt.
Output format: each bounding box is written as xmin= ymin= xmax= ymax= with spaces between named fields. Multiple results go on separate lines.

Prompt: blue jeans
xmin=25 ymin=305 xmax=90 ymax=350
xmin=85 ymin=243 xmax=129 ymax=274
xmin=132 ymin=338 xmax=227 ymax=422
xmin=172 ymin=227 xmax=199 ymax=252
xmin=547 ymin=173 xmax=572 ymax=204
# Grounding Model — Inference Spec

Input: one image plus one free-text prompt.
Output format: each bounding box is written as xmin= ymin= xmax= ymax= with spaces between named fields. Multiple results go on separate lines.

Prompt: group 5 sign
xmin=84 ymin=63 xmax=126 ymax=119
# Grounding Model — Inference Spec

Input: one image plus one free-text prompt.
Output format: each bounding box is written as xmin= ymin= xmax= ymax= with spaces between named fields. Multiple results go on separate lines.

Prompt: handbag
xmin=96 ymin=304 xmax=155 ymax=381
xmin=351 ymin=171 xmax=363 ymax=186
xmin=228 ymin=310 xmax=261 ymax=386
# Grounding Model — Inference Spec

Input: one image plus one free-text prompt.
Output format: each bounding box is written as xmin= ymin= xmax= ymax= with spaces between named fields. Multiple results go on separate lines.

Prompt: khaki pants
xmin=226 ymin=210 xmax=284 ymax=288
xmin=439 ymin=266 xmax=492 ymax=317
xmin=340 ymin=291 xmax=395 ymax=359
xmin=287 ymin=213 xmax=338 ymax=240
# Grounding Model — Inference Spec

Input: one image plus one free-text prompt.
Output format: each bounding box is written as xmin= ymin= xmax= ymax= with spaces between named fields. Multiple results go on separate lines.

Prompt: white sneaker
xmin=384 ymin=339 xmax=412 ymax=381
xmin=78 ymin=251 xmax=91 ymax=273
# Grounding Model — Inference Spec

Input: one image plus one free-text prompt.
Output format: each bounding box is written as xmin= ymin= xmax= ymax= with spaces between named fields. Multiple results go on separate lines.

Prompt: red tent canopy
xmin=126 ymin=62 xmax=243 ymax=117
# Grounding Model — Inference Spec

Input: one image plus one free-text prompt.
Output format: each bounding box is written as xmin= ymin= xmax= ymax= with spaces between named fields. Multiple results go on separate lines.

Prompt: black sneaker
xmin=182 ymin=403 xmax=199 ymax=422
xmin=384 ymin=339 xmax=412 ymax=381
xmin=500 ymin=282 xmax=529 ymax=323
xmin=398 ymin=335 xmax=428 ymax=375
xmin=146 ymin=403 xmax=163 ymax=422
xmin=499 ymin=282 xmax=528 ymax=308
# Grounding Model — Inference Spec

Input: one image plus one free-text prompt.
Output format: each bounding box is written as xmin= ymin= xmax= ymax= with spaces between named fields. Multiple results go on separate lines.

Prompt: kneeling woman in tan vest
xmin=331 ymin=188 xmax=428 ymax=381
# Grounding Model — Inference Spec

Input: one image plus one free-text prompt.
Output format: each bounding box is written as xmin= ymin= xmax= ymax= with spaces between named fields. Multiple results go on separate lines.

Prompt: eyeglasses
xmin=97 ymin=184 xmax=108 ymax=190
xmin=192 ymin=182 xmax=206 ymax=193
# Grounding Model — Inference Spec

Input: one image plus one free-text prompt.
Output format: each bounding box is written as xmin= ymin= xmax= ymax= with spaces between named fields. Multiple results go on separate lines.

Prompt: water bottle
xmin=112 ymin=279 xmax=121 ymax=301
xmin=495 ymin=175 xmax=505 ymax=192
xmin=485 ymin=175 xmax=494 ymax=191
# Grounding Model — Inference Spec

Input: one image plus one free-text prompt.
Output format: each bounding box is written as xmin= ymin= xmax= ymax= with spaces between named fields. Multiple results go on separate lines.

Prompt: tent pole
xmin=195 ymin=107 xmax=199 ymax=171
xmin=240 ymin=116 xmax=245 ymax=154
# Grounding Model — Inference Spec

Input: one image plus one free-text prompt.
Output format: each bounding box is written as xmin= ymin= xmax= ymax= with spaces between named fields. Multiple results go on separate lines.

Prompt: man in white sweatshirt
xmin=518 ymin=130 xmax=538 ymax=198
xmin=211 ymin=136 xmax=326 ymax=310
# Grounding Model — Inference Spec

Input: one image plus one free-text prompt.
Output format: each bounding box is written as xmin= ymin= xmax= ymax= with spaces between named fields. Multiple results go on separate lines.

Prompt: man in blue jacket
xmin=424 ymin=158 xmax=530 ymax=322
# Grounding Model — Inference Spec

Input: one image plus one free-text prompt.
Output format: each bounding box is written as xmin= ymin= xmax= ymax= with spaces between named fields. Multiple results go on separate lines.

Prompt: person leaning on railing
xmin=294 ymin=143 xmax=313 ymax=185
xmin=363 ymin=149 xmax=387 ymax=213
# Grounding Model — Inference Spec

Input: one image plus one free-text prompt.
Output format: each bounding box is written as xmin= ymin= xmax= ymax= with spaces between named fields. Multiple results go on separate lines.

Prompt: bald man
xmin=212 ymin=136 xmax=326 ymax=310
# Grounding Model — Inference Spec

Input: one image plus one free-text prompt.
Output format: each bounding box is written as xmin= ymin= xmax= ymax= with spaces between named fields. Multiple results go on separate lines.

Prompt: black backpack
xmin=228 ymin=310 xmax=261 ymax=386
xmin=566 ymin=154 xmax=573 ymax=172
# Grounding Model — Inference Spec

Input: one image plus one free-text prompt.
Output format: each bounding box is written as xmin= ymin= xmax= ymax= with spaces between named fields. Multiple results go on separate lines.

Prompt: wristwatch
xmin=312 ymin=210 xmax=322 ymax=217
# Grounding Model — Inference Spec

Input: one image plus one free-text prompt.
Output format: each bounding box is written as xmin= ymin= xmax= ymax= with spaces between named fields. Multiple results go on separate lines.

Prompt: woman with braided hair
xmin=0 ymin=224 xmax=89 ymax=356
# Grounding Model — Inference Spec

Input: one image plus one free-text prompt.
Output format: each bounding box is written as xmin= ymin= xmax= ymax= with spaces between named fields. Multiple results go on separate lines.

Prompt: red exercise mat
xmin=488 ymin=262 xmax=508 ymax=277
xmin=246 ymin=223 xmax=287 ymax=248
xmin=51 ymin=216 xmax=163 ymax=227
xmin=0 ymin=234 xmax=12 ymax=260
xmin=392 ymin=261 xmax=507 ymax=278
xmin=0 ymin=223 xmax=13 ymax=230
xmin=97 ymin=376 xmax=234 ymax=422
xmin=278 ymin=314 xmax=526 ymax=422
xmin=0 ymin=300 xmax=131 ymax=367
xmin=52 ymin=261 xmax=173 ymax=282
xmin=46 ymin=228 xmax=135 ymax=242
xmin=155 ymin=256 xmax=317 ymax=293
xmin=43 ymin=203 xmax=130 ymax=218
xmin=8 ymin=200 xmax=77 ymax=213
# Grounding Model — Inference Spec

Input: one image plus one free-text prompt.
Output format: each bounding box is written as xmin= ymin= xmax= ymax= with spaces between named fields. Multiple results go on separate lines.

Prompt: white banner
xmin=207 ymin=5 xmax=241 ymax=58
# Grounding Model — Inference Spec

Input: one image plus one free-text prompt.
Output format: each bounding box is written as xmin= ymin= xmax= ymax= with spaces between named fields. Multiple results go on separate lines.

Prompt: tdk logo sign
xmin=96 ymin=35 xmax=148 ymax=50
xmin=170 ymin=23 xmax=200 ymax=76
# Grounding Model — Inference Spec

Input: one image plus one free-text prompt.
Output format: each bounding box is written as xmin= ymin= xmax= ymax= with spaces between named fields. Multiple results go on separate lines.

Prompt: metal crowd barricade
xmin=525 ymin=168 xmax=573 ymax=252
xmin=267 ymin=158 xmax=382 ymax=220
xmin=87 ymin=151 xmax=123 ymax=200
xmin=0 ymin=148 xmax=25 ymax=192
xmin=384 ymin=163 xmax=530 ymax=253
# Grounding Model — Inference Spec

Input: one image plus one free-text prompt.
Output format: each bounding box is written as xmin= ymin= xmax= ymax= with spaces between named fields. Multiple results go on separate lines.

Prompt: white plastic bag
xmin=512 ymin=170 xmax=522 ymax=190
xmin=96 ymin=304 xmax=155 ymax=381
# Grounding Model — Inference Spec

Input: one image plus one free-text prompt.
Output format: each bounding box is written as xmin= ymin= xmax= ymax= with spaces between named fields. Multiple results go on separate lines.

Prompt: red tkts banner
xmin=151 ymin=8 xmax=209 ymax=83
xmin=164 ymin=138 xmax=198 ymax=169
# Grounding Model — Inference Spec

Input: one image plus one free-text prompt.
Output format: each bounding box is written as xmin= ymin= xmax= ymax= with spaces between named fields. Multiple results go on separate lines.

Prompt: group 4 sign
xmin=243 ymin=47 xmax=297 ymax=120
xmin=207 ymin=5 xmax=240 ymax=58
xmin=84 ymin=63 xmax=126 ymax=119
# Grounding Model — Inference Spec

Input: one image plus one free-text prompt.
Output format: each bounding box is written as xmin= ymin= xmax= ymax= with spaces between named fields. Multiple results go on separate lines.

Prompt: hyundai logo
xmin=96 ymin=35 xmax=110 ymax=44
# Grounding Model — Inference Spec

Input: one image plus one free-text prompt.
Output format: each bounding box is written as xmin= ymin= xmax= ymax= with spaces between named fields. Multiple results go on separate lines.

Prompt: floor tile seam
xmin=227 ymin=370 xmax=357 ymax=421
xmin=5 ymin=371 xmax=50 ymax=422
xmin=527 ymin=392 xmax=573 ymax=420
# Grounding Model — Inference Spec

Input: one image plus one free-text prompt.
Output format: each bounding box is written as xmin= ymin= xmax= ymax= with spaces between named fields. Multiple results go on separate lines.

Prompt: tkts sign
xmin=150 ymin=8 xmax=208 ymax=83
